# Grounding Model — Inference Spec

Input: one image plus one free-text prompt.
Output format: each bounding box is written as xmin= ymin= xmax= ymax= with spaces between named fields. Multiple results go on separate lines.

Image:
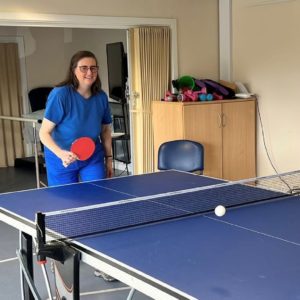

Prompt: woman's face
xmin=74 ymin=57 xmax=99 ymax=89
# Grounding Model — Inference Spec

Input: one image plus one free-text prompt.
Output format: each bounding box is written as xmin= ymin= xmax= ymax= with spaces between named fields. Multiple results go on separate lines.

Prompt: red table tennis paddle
xmin=71 ymin=137 xmax=95 ymax=161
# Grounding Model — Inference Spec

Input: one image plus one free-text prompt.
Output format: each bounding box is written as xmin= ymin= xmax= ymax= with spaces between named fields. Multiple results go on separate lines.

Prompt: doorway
xmin=0 ymin=13 xmax=178 ymax=174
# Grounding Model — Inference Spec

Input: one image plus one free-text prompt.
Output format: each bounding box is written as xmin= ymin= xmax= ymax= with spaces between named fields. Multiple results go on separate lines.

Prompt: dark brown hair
xmin=57 ymin=50 xmax=102 ymax=95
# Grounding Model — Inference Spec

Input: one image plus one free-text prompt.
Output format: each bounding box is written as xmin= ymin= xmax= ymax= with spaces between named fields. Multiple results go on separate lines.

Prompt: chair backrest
xmin=158 ymin=140 xmax=204 ymax=173
xmin=28 ymin=87 xmax=53 ymax=112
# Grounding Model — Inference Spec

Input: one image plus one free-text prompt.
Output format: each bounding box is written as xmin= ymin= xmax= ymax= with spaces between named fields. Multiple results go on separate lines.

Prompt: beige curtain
xmin=0 ymin=43 xmax=24 ymax=167
xmin=129 ymin=27 xmax=170 ymax=174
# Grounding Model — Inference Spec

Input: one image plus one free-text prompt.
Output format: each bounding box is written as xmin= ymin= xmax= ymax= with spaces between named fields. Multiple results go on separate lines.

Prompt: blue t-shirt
xmin=44 ymin=86 xmax=112 ymax=150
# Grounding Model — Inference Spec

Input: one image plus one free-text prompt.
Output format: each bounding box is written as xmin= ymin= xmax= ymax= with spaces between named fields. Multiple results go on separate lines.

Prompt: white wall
xmin=0 ymin=0 xmax=220 ymax=80
xmin=232 ymin=0 xmax=300 ymax=175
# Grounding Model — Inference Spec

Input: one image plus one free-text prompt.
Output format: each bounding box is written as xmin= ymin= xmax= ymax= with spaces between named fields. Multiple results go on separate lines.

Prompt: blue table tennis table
xmin=1 ymin=170 xmax=300 ymax=300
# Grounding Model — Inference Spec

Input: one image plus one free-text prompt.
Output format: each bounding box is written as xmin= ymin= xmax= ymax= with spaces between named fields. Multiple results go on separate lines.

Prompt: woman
xmin=39 ymin=50 xmax=113 ymax=186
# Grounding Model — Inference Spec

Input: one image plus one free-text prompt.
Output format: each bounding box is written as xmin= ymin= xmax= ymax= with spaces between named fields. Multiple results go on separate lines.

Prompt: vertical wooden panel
xmin=184 ymin=103 xmax=223 ymax=178
xmin=152 ymin=102 xmax=184 ymax=170
xmin=222 ymin=100 xmax=256 ymax=180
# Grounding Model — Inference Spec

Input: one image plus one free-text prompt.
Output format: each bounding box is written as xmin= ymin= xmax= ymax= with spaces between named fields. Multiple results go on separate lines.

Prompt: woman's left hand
xmin=105 ymin=157 xmax=113 ymax=178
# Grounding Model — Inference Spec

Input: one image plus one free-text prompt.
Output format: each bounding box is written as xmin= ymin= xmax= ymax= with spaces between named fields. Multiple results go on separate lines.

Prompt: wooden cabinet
xmin=152 ymin=99 xmax=256 ymax=180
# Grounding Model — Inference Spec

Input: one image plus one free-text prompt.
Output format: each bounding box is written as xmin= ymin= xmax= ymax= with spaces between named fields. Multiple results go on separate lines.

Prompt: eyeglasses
xmin=77 ymin=65 xmax=99 ymax=74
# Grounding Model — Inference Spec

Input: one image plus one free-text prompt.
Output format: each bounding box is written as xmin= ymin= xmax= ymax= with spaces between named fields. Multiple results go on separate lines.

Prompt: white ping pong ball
xmin=214 ymin=205 xmax=226 ymax=217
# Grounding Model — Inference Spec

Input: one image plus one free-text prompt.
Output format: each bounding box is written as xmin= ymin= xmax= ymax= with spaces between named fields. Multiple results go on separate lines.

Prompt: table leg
xmin=19 ymin=231 xmax=34 ymax=300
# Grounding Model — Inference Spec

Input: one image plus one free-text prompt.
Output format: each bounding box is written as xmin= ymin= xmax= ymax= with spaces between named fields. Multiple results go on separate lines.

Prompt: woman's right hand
xmin=39 ymin=119 xmax=78 ymax=167
xmin=59 ymin=150 xmax=78 ymax=167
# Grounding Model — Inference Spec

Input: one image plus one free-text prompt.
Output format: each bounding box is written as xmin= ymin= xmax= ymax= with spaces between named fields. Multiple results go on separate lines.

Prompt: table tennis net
xmin=41 ymin=170 xmax=300 ymax=241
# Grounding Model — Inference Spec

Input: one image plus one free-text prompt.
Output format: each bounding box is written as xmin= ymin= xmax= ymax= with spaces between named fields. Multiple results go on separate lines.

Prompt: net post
xmin=35 ymin=212 xmax=76 ymax=263
xmin=35 ymin=212 xmax=47 ymax=264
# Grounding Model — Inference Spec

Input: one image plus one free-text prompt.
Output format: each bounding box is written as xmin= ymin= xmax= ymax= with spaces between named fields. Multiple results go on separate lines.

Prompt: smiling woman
xmin=39 ymin=50 xmax=113 ymax=186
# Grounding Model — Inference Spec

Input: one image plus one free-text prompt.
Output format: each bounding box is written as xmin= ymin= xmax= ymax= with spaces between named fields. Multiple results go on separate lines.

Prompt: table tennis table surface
xmin=1 ymin=170 xmax=300 ymax=300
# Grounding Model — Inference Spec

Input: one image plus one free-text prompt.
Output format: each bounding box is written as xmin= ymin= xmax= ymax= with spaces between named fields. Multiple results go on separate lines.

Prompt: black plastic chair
xmin=158 ymin=140 xmax=204 ymax=174
xmin=28 ymin=87 xmax=53 ymax=112
xmin=27 ymin=87 xmax=53 ymax=174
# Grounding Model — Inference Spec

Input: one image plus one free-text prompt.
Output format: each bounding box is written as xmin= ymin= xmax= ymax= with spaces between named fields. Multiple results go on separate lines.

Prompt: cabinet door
xmin=183 ymin=104 xmax=223 ymax=178
xmin=222 ymin=100 xmax=256 ymax=180
xmin=152 ymin=102 xmax=184 ymax=169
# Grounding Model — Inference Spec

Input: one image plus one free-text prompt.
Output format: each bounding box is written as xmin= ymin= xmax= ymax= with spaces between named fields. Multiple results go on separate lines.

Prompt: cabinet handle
xmin=222 ymin=113 xmax=226 ymax=127
xmin=218 ymin=113 xmax=222 ymax=128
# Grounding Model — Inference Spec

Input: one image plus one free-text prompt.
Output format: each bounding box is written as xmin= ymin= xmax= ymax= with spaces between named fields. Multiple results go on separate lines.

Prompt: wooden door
xmin=222 ymin=100 xmax=256 ymax=180
xmin=152 ymin=101 xmax=184 ymax=169
xmin=183 ymin=103 xmax=223 ymax=178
